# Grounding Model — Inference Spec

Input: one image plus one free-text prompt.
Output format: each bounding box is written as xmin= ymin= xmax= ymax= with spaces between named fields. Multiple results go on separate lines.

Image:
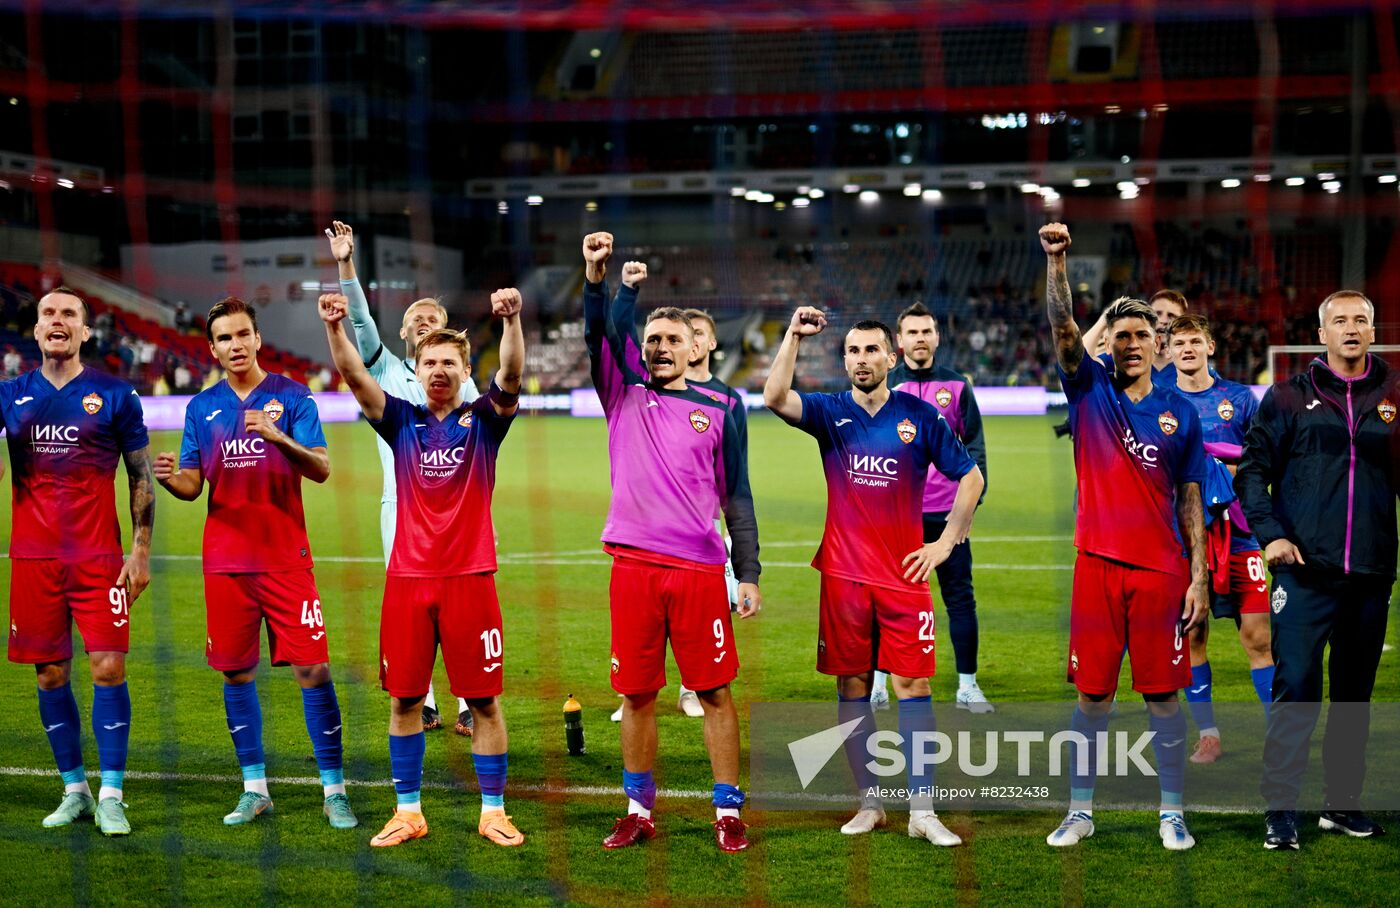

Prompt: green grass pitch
xmin=0 ymin=413 xmax=1394 ymax=906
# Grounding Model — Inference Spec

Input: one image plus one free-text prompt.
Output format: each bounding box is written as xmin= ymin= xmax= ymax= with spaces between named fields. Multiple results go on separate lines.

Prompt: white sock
xmin=398 ymin=798 xmax=422 ymax=814
xmin=244 ymin=778 xmax=270 ymax=797
xmin=716 ymin=807 xmax=740 ymax=819
xmin=679 ymin=686 xmax=692 ymax=697
xmin=323 ymin=782 xmax=346 ymax=797
xmin=65 ymin=780 xmax=92 ymax=796
xmin=98 ymin=785 xmax=122 ymax=802
xmin=958 ymin=673 xmax=977 ymax=688
xmin=872 ymin=670 xmax=889 ymax=691
xmin=1199 ymin=728 xmax=1220 ymax=739
xmin=457 ymin=698 xmax=470 ymax=714
xmin=627 ymin=798 xmax=652 ymax=819
xmin=424 ymin=686 xmax=437 ymax=711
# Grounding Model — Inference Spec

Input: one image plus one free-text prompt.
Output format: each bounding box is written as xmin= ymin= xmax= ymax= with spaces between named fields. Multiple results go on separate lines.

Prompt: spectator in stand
xmin=174 ymin=363 xmax=193 ymax=393
xmin=3 ymin=345 xmax=20 ymax=377
xmin=174 ymin=302 xmax=193 ymax=332
xmin=118 ymin=337 xmax=137 ymax=379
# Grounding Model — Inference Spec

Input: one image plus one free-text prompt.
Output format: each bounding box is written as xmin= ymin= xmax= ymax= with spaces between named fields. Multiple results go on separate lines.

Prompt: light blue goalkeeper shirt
xmin=340 ymin=276 xmax=479 ymax=505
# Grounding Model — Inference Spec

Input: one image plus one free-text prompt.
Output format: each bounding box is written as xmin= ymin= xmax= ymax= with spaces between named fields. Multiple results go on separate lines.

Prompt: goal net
xmin=1265 ymin=345 xmax=1400 ymax=386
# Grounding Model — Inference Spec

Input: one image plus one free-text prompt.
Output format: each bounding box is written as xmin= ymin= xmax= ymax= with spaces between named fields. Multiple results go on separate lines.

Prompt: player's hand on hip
xmin=902 ymin=541 xmax=951 ymax=583
xmin=324 ymin=221 xmax=354 ymax=261
xmin=621 ymin=261 xmax=647 ymax=288
xmin=1264 ymin=538 xmax=1306 ymax=567
xmin=736 ymin=582 xmax=762 ymax=619
xmin=491 ymin=288 xmax=523 ymax=319
xmin=243 ymin=409 xmax=283 ymax=442
xmin=1039 ymin=222 xmax=1072 ymax=255
xmin=1181 ymin=578 xmax=1210 ymax=631
xmin=117 ymin=549 xmax=150 ymax=603
xmin=153 ymin=451 xmax=178 ymax=483
xmin=318 ymin=292 xmax=348 ymax=324
xmin=789 ymin=306 xmax=827 ymax=336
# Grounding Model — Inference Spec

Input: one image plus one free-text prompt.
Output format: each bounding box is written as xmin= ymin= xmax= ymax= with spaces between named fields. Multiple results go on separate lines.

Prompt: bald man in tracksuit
xmin=1235 ymin=291 xmax=1397 ymax=851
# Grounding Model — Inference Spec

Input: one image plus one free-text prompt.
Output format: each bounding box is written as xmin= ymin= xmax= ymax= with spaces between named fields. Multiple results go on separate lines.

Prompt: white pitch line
xmin=0 ymin=765 xmax=708 ymax=799
xmin=0 ymin=766 xmax=1274 ymax=814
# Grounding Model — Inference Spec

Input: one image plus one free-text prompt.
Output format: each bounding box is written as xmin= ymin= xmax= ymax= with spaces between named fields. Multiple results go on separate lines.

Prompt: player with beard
xmin=1040 ymin=224 xmax=1209 ymax=852
xmin=581 ymin=232 xmax=761 ymax=853
xmin=869 ymin=302 xmax=991 ymax=714
xmin=765 ymin=306 xmax=983 ymax=845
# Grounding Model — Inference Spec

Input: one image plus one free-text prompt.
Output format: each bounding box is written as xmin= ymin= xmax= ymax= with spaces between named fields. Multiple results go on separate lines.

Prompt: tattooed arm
xmin=1039 ymin=222 xmax=1084 ymax=378
xmin=119 ymin=445 xmax=155 ymax=603
xmin=1175 ymin=481 xmax=1209 ymax=631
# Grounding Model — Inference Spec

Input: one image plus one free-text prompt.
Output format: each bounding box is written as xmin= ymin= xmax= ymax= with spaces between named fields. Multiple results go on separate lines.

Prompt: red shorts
xmin=608 ymin=550 xmax=737 ymax=694
xmin=1226 ymin=550 xmax=1269 ymax=616
xmin=818 ymin=574 xmax=937 ymax=678
xmin=380 ymin=573 xmax=504 ymax=700
xmin=205 ymin=570 xmax=330 ymax=671
xmin=8 ymin=556 xmax=128 ymax=663
xmin=1068 ymin=553 xmax=1191 ymax=696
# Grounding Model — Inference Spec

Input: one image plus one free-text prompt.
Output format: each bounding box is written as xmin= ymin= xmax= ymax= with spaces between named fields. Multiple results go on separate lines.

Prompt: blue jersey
xmin=792 ymin=390 xmax=975 ymax=592
xmin=180 ymin=373 xmax=325 ymax=573
xmin=0 ymin=367 xmax=147 ymax=560
xmin=1175 ymin=376 xmax=1260 ymax=552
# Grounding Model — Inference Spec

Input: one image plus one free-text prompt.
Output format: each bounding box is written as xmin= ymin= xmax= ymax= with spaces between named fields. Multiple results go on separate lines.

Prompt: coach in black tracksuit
xmin=1235 ymin=291 xmax=1396 ymax=850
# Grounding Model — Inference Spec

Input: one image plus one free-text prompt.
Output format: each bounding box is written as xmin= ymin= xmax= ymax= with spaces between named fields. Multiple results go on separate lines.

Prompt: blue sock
xmin=37 ymin=684 xmax=85 ymax=789
xmin=91 ymin=682 xmax=130 ymax=798
xmin=389 ymin=732 xmax=426 ymax=811
xmin=1251 ymin=665 xmax=1276 ymax=714
xmin=713 ymin=782 xmax=744 ymax=815
xmin=300 ymin=682 xmax=343 ymax=790
xmin=1185 ymin=662 xmax=1216 ymax=734
xmin=838 ymin=695 xmax=879 ymax=805
xmin=223 ymin=680 xmax=265 ymax=773
xmin=622 ymin=769 xmax=656 ymax=814
xmin=898 ymin=696 xmax=937 ymax=810
xmin=1149 ymin=709 xmax=1187 ymax=813
xmin=1069 ymin=706 xmax=1109 ymax=811
xmin=473 ymin=752 xmax=508 ymax=811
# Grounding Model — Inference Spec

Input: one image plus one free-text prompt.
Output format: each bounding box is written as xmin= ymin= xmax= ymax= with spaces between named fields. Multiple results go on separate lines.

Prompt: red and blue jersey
xmin=889 ymin=360 xmax=987 ymax=516
xmin=1 ymin=367 xmax=148 ymax=560
xmin=1176 ymin=376 xmax=1260 ymax=553
xmin=583 ymin=281 xmax=760 ymax=582
xmin=1061 ymin=355 xmax=1209 ymax=574
xmin=180 ymin=373 xmax=324 ymax=574
xmin=793 ymin=390 xmax=975 ymax=592
xmin=371 ymin=385 xmax=514 ymax=577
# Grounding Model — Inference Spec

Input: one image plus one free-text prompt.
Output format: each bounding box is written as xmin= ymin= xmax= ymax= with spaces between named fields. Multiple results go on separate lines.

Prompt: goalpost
xmin=1265 ymin=345 xmax=1400 ymax=385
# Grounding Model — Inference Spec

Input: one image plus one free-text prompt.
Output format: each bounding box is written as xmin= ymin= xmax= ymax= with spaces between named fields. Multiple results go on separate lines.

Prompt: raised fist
xmin=621 ymin=261 xmax=647 ymax=288
xmin=1039 ymin=222 xmax=1072 ymax=256
xmin=325 ymin=221 xmax=354 ymax=262
xmin=153 ymin=451 xmax=178 ymax=482
xmin=491 ymin=288 xmax=523 ymax=319
xmin=789 ymin=305 xmax=827 ymax=337
xmin=318 ymin=292 xmax=348 ymax=324
xmin=583 ymin=232 xmax=613 ymax=265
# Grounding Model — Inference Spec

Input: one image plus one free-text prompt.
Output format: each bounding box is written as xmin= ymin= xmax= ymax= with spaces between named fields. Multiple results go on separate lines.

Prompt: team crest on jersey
xmin=458 ymin=410 xmax=474 ymax=428
xmin=1379 ymin=400 xmax=1396 ymax=424
xmin=896 ymin=418 xmax=917 ymax=444
xmin=1217 ymin=398 xmax=1235 ymax=422
xmin=1271 ymin=586 xmax=1287 ymax=615
xmin=1070 ymin=650 xmax=1079 ymax=672
xmin=689 ymin=409 xmax=711 ymax=433
xmin=610 ymin=652 xmax=620 ymax=674
xmin=1157 ymin=411 xmax=1179 ymax=435
xmin=263 ymin=399 xmax=285 ymax=423
xmin=82 ymin=392 xmax=102 ymax=415
xmin=935 ymin=388 xmax=953 ymax=409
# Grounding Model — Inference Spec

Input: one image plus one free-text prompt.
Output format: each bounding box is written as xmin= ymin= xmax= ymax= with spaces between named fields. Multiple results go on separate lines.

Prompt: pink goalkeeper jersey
xmin=583 ymin=280 xmax=759 ymax=581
